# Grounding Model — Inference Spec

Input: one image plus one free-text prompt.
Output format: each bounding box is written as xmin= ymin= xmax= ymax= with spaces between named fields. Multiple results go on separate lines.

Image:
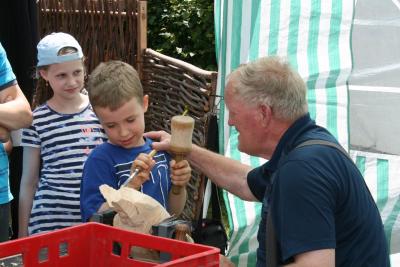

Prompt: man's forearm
xmin=0 ymin=101 xmax=32 ymax=129
xmin=0 ymin=85 xmax=32 ymax=130
xmin=187 ymin=144 xmax=257 ymax=201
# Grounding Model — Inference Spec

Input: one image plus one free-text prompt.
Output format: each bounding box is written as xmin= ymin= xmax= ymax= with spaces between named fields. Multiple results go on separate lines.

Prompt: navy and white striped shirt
xmin=21 ymin=103 xmax=107 ymax=235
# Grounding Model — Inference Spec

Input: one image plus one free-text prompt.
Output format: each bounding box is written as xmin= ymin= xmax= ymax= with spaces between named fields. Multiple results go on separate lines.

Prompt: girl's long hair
xmin=32 ymin=73 xmax=53 ymax=109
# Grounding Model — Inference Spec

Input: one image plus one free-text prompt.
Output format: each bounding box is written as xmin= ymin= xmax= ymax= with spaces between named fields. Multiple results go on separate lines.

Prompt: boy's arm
xmin=168 ymin=186 xmax=187 ymax=216
xmin=18 ymin=146 xmax=40 ymax=237
xmin=80 ymin=155 xmax=117 ymax=222
xmin=167 ymin=159 xmax=191 ymax=216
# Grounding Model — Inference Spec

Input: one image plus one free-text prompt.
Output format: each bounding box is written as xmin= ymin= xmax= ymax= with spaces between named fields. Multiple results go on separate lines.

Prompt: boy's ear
xmin=143 ymin=95 xmax=149 ymax=112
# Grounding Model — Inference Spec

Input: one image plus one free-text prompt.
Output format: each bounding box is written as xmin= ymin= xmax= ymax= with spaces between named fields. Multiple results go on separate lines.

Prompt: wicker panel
xmin=37 ymin=0 xmax=138 ymax=73
xmin=142 ymin=48 xmax=218 ymax=222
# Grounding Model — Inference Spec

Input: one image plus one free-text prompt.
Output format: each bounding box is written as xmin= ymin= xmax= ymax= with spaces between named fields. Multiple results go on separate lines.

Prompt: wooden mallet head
xmin=170 ymin=115 xmax=194 ymax=194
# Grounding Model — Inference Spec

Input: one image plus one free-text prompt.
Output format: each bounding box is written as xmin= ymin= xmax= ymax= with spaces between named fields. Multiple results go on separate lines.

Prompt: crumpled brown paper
xmin=99 ymin=185 xmax=172 ymax=262
xmin=99 ymin=184 xmax=171 ymax=234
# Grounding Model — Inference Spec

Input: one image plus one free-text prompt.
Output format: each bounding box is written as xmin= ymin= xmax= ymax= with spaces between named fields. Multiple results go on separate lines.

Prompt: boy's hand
xmin=128 ymin=153 xmax=155 ymax=190
xmin=170 ymin=159 xmax=191 ymax=187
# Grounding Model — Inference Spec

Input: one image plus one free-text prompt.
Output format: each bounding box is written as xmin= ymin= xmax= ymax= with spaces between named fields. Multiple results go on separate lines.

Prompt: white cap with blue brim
xmin=37 ymin=32 xmax=83 ymax=67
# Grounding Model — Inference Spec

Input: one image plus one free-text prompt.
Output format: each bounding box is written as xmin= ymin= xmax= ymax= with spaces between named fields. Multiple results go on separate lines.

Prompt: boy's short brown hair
xmin=87 ymin=60 xmax=143 ymax=111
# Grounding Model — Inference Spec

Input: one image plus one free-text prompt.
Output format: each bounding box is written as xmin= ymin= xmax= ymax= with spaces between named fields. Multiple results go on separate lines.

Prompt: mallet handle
xmin=171 ymin=154 xmax=186 ymax=195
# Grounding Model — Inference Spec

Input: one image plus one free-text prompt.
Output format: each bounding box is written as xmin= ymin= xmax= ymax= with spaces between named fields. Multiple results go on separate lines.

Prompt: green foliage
xmin=147 ymin=0 xmax=217 ymax=71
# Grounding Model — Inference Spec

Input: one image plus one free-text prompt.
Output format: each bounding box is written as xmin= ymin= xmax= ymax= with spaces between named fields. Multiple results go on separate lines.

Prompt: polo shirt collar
xmin=264 ymin=113 xmax=315 ymax=172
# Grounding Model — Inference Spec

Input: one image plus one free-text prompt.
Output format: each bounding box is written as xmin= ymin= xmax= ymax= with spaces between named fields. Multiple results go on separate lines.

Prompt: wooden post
xmin=137 ymin=0 xmax=147 ymax=80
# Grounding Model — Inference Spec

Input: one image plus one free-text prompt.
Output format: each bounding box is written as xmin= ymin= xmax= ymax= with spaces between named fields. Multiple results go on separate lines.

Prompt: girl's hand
xmin=170 ymin=159 xmax=191 ymax=187
xmin=128 ymin=153 xmax=155 ymax=190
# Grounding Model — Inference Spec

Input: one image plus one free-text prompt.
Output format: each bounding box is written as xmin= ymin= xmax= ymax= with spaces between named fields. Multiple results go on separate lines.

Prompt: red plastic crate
xmin=0 ymin=222 xmax=220 ymax=267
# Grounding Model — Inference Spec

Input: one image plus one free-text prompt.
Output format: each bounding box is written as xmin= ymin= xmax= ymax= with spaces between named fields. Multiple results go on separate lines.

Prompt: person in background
xmin=0 ymin=42 xmax=32 ymax=242
xmin=146 ymin=56 xmax=390 ymax=266
xmin=80 ymin=60 xmax=190 ymax=222
xmin=18 ymin=32 xmax=107 ymax=237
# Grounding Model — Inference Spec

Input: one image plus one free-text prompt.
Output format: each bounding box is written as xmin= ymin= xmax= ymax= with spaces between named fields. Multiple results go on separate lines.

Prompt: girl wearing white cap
xmin=18 ymin=32 xmax=107 ymax=236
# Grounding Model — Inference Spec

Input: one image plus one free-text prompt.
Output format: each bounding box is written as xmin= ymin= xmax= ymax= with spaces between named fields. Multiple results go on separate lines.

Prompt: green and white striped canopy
xmin=214 ymin=0 xmax=400 ymax=265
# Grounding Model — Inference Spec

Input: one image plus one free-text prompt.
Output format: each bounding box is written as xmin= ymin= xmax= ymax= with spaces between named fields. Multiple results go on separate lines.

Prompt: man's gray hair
xmin=227 ymin=56 xmax=308 ymax=121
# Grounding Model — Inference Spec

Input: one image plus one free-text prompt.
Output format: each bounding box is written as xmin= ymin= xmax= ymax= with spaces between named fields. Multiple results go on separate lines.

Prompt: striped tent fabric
xmin=347 ymin=1 xmax=400 ymax=263
xmin=213 ymin=0 xmax=400 ymax=265
xmin=351 ymin=151 xmax=400 ymax=256
xmin=214 ymin=0 xmax=352 ymax=151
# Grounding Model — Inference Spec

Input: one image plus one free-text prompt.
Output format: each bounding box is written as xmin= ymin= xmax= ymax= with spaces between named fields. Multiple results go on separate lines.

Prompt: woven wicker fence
xmin=37 ymin=0 xmax=144 ymax=74
xmin=142 ymin=48 xmax=218 ymax=221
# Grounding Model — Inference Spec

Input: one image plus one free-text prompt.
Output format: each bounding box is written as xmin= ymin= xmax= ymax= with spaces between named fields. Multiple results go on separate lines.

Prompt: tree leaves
xmin=148 ymin=0 xmax=217 ymax=70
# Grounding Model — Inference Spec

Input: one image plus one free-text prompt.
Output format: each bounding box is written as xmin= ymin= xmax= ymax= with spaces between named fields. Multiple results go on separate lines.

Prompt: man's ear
xmin=259 ymin=104 xmax=272 ymax=128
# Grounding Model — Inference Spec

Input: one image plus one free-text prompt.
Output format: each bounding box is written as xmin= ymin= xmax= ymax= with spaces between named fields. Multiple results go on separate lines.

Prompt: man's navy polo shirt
xmin=248 ymin=113 xmax=389 ymax=267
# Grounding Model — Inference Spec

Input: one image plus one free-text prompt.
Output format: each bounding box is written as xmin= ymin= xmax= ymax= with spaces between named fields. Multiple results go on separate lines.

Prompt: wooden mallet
xmin=169 ymin=114 xmax=195 ymax=195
